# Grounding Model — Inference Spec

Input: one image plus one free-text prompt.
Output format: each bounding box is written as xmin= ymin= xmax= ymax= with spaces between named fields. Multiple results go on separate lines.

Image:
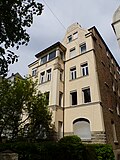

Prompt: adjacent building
xmin=28 ymin=23 xmax=120 ymax=159
xmin=112 ymin=6 xmax=120 ymax=48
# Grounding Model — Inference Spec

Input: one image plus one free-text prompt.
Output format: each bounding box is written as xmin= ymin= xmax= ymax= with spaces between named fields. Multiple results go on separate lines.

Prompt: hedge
xmin=0 ymin=136 xmax=115 ymax=160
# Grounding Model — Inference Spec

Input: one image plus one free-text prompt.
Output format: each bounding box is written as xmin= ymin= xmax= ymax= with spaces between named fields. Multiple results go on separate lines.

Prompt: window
xmin=114 ymin=72 xmax=117 ymax=79
xmin=49 ymin=51 xmax=56 ymax=61
xmin=32 ymin=68 xmax=37 ymax=76
xmin=60 ymin=51 xmax=64 ymax=60
xmin=111 ymin=58 xmax=114 ymax=65
xmin=45 ymin=92 xmax=50 ymax=105
xmin=118 ymin=89 xmax=120 ymax=97
xmin=70 ymin=91 xmax=77 ymax=105
xmin=111 ymin=121 xmax=118 ymax=143
xmin=69 ymin=48 xmax=76 ymax=58
xmin=70 ymin=67 xmax=76 ymax=80
xmin=40 ymin=71 xmax=45 ymax=83
xmin=73 ymin=118 xmax=91 ymax=140
xmin=40 ymin=51 xmax=56 ymax=65
xmin=58 ymin=121 xmax=62 ymax=139
xmin=60 ymin=71 xmax=63 ymax=81
xmin=116 ymin=104 xmax=120 ymax=116
xmin=73 ymin=32 xmax=78 ymax=39
xmin=82 ymin=88 xmax=91 ymax=103
xmin=80 ymin=43 xmax=86 ymax=53
xmin=112 ymin=82 xmax=115 ymax=92
xmin=46 ymin=69 xmax=51 ymax=81
xmin=59 ymin=92 xmax=63 ymax=107
xmin=81 ymin=63 xmax=89 ymax=76
xmin=67 ymin=35 xmax=72 ymax=43
xmin=41 ymin=55 xmax=47 ymax=64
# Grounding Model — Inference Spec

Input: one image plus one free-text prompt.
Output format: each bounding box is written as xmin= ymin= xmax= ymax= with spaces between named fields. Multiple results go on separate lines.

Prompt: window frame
xmin=70 ymin=66 xmax=77 ymax=80
xmin=70 ymin=90 xmax=77 ymax=106
xmin=40 ymin=71 xmax=45 ymax=83
xmin=81 ymin=62 xmax=89 ymax=76
xmin=46 ymin=69 xmax=51 ymax=81
xmin=69 ymin=47 xmax=76 ymax=58
xmin=48 ymin=51 xmax=56 ymax=61
xmin=67 ymin=35 xmax=72 ymax=43
xmin=59 ymin=91 xmax=63 ymax=107
xmin=41 ymin=55 xmax=47 ymax=64
xmin=32 ymin=68 xmax=37 ymax=77
xmin=80 ymin=43 xmax=86 ymax=54
xmin=82 ymin=87 xmax=91 ymax=103
xmin=45 ymin=92 xmax=50 ymax=106
xmin=73 ymin=32 xmax=78 ymax=40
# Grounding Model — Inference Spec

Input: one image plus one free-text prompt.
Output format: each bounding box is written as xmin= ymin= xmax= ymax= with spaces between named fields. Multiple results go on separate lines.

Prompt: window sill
xmin=39 ymin=80 xmax=51 ymax=85
xmin=114 ymin=140 xmax=119 ymax=144
xmin=69 ymin=75 xmax=89 ymax=81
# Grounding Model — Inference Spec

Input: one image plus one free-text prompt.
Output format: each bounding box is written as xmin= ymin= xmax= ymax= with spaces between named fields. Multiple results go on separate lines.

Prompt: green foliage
xmin=59 ymin=135 xmax=82 ymax=144
xmin=85 ymin=144 xmax=115 ymax=160
xmin=0 ymin=0 xmax=43 ymax=77
xmin=0 ymin=142 xmax=115 ymax=160
xmin=95 ymin=144 xmax=115 ymax=160
xmin=0 ymin=78 xmax=52 ymax=141
xmin=58 ymin=136 xmax=85 ymax=160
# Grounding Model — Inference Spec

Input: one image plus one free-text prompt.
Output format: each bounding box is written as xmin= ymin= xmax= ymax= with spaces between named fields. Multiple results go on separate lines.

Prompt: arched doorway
xmin=73 ymin=118 xmax=91 ymax=140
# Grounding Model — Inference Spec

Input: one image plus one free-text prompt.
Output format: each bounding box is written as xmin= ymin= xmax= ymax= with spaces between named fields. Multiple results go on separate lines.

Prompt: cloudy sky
xmin=8 ymin=0 xmax=120 ymax=77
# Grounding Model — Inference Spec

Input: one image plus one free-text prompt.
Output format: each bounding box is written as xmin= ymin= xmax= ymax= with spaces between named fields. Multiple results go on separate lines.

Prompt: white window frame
xmin=70 ymin=67 xmax=76 ymax=80
xmin=46 ymin=69 xmax=51 ymax=81
xmin=40 ymin=71 xmax=45 ymax=83
xmin=81 ymin=63 xmax=89 ymax=76
xmin=32 ymin=68 xmax=37 ymax=77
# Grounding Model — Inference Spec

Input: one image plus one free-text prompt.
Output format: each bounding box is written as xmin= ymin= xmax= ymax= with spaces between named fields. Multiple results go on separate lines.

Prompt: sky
xmin=8 ymin=0 xmax=120 ymax=77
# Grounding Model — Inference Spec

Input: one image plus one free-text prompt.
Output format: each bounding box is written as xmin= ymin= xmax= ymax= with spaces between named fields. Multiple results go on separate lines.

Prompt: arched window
xmin=73 ymin=118 xmax=91 ymax=140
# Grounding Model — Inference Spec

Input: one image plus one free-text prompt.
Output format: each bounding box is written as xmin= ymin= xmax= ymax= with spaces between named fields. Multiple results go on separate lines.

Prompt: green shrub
xmin=59 ymin=135 xmax=81 ymax=144
xmin=95 ymin=144 xmax=115 ymax=160
xmin=58 ymin=136 xmax=85 ymax=160
xmin=0 ymin=140 xmax=115 ymax=160
xmin=85 ymin=144 xmax=115 ymax=160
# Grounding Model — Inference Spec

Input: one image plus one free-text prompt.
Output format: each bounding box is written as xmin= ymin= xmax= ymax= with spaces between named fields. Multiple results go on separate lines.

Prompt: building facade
xmin=28 ymin=23 xmax=120 ymax=159
xmin=112 ymin=6 xmax=120 ymax=48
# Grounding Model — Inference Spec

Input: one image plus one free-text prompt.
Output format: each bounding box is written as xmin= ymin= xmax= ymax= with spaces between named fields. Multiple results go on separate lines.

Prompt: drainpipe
xmin=63 ymin=61 xmax=65 ymax=137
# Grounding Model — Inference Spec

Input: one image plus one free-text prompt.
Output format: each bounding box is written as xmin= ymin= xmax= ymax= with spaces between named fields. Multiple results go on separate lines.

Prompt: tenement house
xmin=28 ymin=23 xmax=120 ymax=159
